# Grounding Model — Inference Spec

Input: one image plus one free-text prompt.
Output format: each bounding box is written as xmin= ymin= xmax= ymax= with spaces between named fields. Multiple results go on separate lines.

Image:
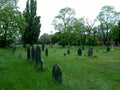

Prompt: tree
xmin=111 ymin=21 xmax=120 ymax=45
xmin=52 ymin=7 xmax=76 ymax=46
xmin=0 ymin=0 xmax=26 ymax=47
xmin=39 ymin=33 xmax=51 ymax=44
xmin=23 ymin=0 xmax=41 ymax=45
xmin=97 ymin=5 xmax=120 ymax=45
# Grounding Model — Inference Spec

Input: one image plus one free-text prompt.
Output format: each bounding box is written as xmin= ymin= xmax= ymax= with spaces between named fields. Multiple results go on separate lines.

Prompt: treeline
xmin=40 ymin=6 xmax=120 ymax=47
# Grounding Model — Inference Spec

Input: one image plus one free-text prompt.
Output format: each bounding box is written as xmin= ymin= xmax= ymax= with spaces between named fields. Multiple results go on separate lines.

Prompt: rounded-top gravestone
xmin=88 ymin=47 xmax=93 ymax=56
xmin=67 ymin=49 xmax=70 ymax=54
xmin=78 ymin=48 xmax=82 ymax=56
xmin=52 ymin=64 xmax=62 ymax=83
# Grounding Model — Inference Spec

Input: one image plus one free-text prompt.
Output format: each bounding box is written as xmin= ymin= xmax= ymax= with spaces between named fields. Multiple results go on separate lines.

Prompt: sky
xmin=17 ymin=0 xmax=120 ymax=35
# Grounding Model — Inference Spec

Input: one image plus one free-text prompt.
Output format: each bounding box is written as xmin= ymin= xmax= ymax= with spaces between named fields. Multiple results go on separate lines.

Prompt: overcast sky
xmin=17 ymin=0 xmax=120 ymax=35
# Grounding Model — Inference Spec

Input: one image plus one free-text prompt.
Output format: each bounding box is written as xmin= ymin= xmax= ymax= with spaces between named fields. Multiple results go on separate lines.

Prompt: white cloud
xmin=17 ymin=0 xmax=120 ymax=35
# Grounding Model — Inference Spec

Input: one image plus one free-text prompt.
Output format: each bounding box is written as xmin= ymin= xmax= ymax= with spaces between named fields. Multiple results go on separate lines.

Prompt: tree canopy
xmin=23 ymin=0 xmax=41 ymax=45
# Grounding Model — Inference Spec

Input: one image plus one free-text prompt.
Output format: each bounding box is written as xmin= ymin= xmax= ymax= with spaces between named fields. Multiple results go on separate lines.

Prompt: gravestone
xmin=78 ymin=48 xmax=82 ymax=56
xmin=107 ymin=46 xmax=110 ymax=52
xmin=27 ymin=45 xmax=30 ymax=60
xmin=52 ymin=64 xmax=62 ymax=83
xmin=31 ymin=46 xmax=35 ymax=61
xmin=42 ymin=44 xmax=45 ymax=51
xmin=88 ymin=47 xmax=93 ymax=56
xmin=36 ymin=45 xmax=41 ymax=64
xmin=67 ymin=49 xmax=70 ymax=54
xmin=45 ymin=48 xmax=48 ymax=56
xmin=82 ymin=45 xmax=84 ymax=50
xmin=64 ymin=53 xmax=66 ymax=56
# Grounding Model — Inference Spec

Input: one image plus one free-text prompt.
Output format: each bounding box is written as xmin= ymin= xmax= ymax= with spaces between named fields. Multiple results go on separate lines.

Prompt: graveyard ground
xmin=0 ymin=45 xmax=120 ymax=90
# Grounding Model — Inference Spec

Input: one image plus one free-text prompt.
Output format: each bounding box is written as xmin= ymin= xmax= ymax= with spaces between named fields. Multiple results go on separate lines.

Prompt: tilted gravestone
xmin=88 ymin=47 xmax=93 ymax=56
xmin=42 ymin=44 xmax=45 ymax=51
xmin=52 ymin=64 xmax=62 ymax=83
xmin=36 ymin=45 xmax=41 ymax=64
xmin=107 ymin=46 xmax=110 ymax=52
xmin=31 ymin=46 xmax=35 ymax=61
xmin=45 ymin=48 xmax=48 ymax=56
xmin=27 ymin=45 xmax=30 ymax=60
xmin=78 ymin=48 xmax=82 ymax=56
xmin=67 ymin=49 xmax=70 ymax=54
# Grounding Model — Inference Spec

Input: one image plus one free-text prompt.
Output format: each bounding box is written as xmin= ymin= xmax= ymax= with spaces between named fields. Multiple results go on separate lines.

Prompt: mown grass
xmin=0 ymin=45 xmax=120 ymax=90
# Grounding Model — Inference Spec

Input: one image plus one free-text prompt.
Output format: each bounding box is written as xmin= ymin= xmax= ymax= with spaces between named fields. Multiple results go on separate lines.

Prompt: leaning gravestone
xmin=78 ymin=48 xmax=82 ymax=56
xmin=88 ymin=47 xmax=93 ymax=56
xmin=45 ymin=48 xmax=48 ymax=56
xmin=27 ymin=45 xmax=30 ymax=60
xmin=52 ymin=64 xmax=62 ymax=83
xmin=36 ymin=45 xmax=41 ymax=64
xmin=67 ymin=49 xmax=70 ymax=54
xmin=107 ymin=46 xmax=110 ymax=52
xmin=31 ymin=46 xmax=35 ymax=61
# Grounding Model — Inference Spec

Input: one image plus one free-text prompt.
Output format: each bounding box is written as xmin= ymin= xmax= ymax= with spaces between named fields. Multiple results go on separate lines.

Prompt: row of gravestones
xmin=26 ymin=45 xmax=62 ymax=84
xmin=66 ymin=46 xmax=112 ymax=57
xmin=27 ymin=45 xmax=44 ymax=70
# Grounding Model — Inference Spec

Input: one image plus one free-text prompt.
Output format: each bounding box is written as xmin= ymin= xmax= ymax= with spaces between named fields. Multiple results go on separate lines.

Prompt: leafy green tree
xmin=23 ymin=0 xmax=41 ymax=45
xmin=111 ymin=21 xmax=120 ymax=45
xmin=97 ymin=5 xmax=120 ymax=45
xmin=0 ymin=0 xmax=26 ymax=47
xmin=52 ymin=7 xmax=76 ymax=46
xmin=39 ymin=33 xmax=51 ymax=44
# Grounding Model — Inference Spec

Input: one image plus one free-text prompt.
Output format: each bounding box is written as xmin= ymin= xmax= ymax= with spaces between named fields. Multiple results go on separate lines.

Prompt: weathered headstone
xmin=36 ymin=45 xmax=41 ymax=64
xmin=42 ymin=44 xmax=45 ymax=51
xmin=45 ymin=48 xmax=48 ymax=56
xmin=82 ymin=45 xmax=84 ymax=50
xmin=27 ymin=45 xmax=30 ymax=60
xmin=107 ymin=46 xmax=110 ymax=52
xmin=67 ymin=49 xmax=70 ymax=54
xmin=52 ymin=64 xmax=62 ymax=83
xmin=31 ymin=46 xmax=35 ymax=61
xmin=78 ymin=48 xmax=82 ymax=56
xmin=88 ymin=47 xmax=93 ymax=56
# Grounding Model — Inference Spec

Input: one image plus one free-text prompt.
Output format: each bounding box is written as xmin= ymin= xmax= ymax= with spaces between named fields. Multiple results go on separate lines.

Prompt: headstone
xmin=27 ymin=45 xmax=30 ymax=60
xmin=31 ymin=46 xmax=35 ymax=61
xmin=82 ymin=45 xmax=84 ymax=50
xmin=42 ymin=44 xmax=45 ymax=51
xmin=78 ymin=48 xmax=82 ymax=56
xmin=88 ymin=47 xmax=93 ymax=56
xmin=36 ymin=45 xmax=41 ymax=64
xmin=67 ymin=49 xmax=70 ymax=54
xmin=52 ymin=64 xmax=62 ymax=83
xmin=64 ymin=53 xmax=66 ymax=56
xmin=107 ymin=46 xmax=110 ymax=52
xmin=45 ymin=48 xmax=48 ymax=56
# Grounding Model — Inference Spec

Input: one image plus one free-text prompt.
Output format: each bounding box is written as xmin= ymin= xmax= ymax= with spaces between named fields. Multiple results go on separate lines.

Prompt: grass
xmin=0 ymin=45 xmax=120 ymax=90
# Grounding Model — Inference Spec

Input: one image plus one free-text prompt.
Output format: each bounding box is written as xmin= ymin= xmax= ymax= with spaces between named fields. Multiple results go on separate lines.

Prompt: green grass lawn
xmin=0 ymin=45 xmax=120 ymax=90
